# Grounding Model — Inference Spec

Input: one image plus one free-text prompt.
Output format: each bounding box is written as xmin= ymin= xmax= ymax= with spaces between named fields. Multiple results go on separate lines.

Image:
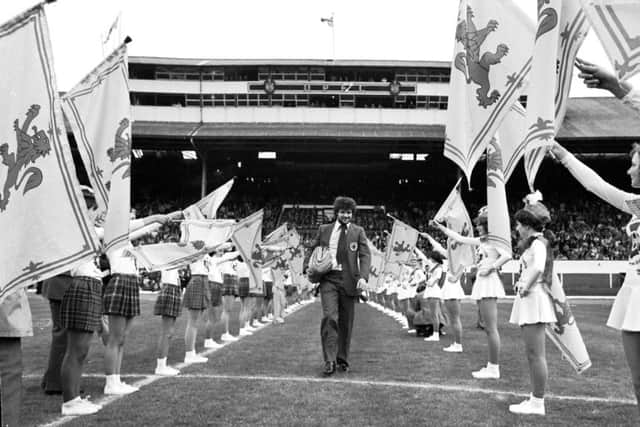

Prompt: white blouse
xmin=70 ymin=258 xmax=102 ymax=280
xmin=161 ymin=269 xmax=180 ymax=286
xmin=518 ymin=237 xmax=547 ymax=291
xmin=108 ymin=245 xmax=138 ymax=275
xmin=190 ymin=257 xmax=208 ymax=276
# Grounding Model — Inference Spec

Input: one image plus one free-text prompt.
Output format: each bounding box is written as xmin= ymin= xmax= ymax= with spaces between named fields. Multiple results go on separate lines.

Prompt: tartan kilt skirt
xmin=183 ymin=275 xmax=210 ymax=310
xmin=153 ymin=284 xmax=182 ymax=318
xmin=209 ymin=280 xmax=222 ymax=307
xmin=103 ymin=274 xmax=140 ymax=318
xmin=222 ymin=274 xmax=238 ymax=297
xmin=61 ymin=276 xmax=102 ymax=332
xmin=264 ymin=281 xmax=273 ymax=300
xmin=238 ymin=277 xmax=250 ymax=298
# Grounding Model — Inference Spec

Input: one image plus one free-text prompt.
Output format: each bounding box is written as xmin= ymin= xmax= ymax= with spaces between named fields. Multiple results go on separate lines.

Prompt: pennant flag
xmin=433 ymin=181 xmax=476 ymax=275
xmin=486 ymin=136 xmax=512 ymax=257
xmin=263 ymin=222 xmax=289 ymax=245
xmin=130 ymin=242 xmax=212 ymax=272
xmin=260 ymin=223 xmax=292 ymax=268
xmin=0 ymin=4 xmax=101 ymax=303
xmin=525 ymin=0 xmax=590 ymax=189
xmin=498 ymin=102 xmax=527 ymax=182
xmin=581 ymin=0 xmax=640 ymax=81
xmin=545 ymin=273 xmax=592 ymax=373
xmin=129 ymin=219 xmax=234 ymax=272
xmin=62 ymin=42 xmax=132 ymax=254
xmin=102 ymin=13 xmax=121 ymax=50
xmin=368 ymin=240 xmax=385 ymax=292
xmin=521 ymin=0 xmax=562 ymax=154
xmin=384 ymin=219 xmax=419 ymax=276
xmin=444 ymin=0 xmax=535 ymax=183
xmin=286 ymin=228 xmax=306 ymax=286
xmin=185 ymin=178 xmax=234 ymax=219
xmin=183 ymin=204 xmax=205 ymax=220
xmin=179 ymin=219 xmax=236 ymax=247
xmin=231 ymin=210 xmax=264 ymax=294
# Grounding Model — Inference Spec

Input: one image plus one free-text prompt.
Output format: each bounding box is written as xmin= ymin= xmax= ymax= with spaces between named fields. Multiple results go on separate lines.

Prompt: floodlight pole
xmin=331 ymin=12 xmax=335 ymax=60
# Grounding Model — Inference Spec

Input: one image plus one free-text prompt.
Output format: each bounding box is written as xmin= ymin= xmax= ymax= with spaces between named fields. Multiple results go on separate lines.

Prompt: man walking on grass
xmin=311 ymin=196 xmax=371 ymax=376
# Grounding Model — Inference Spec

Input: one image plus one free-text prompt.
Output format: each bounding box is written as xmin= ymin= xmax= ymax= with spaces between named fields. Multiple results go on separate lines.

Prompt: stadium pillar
xmin=201 ymin=150 xmax=208 ymax=198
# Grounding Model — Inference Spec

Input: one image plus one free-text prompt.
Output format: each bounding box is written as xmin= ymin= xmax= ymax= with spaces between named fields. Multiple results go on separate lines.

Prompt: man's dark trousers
xmin=41 ymin=275 xmax=71 ymax=393
xmin=320 ymin=271 xmax=356 ymax=364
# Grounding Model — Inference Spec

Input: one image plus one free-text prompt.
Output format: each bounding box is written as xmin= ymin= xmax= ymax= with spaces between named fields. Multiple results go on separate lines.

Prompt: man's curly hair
xmin=333 ymin=196 xmax=356 ymax=213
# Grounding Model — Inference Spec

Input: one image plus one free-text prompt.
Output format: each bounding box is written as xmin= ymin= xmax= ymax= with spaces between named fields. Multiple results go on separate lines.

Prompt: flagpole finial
xmin=124 ymin=36 xmax=132 ymax=44
xmin=45 ymin=0 xmax=57 ymax=4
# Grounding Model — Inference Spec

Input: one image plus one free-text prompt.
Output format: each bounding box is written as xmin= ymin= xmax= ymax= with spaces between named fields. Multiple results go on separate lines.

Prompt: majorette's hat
xmin=519 ymin=191 xmax=551 ymax=226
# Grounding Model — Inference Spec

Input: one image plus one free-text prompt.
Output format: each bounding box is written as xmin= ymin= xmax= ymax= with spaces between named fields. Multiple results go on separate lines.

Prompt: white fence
xmin=500 ymin=260 xmax=628 ymax=289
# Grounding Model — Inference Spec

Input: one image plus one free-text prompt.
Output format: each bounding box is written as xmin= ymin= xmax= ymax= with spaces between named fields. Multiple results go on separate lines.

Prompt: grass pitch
xmin=18 ymin=293 xmax=639 ymax=426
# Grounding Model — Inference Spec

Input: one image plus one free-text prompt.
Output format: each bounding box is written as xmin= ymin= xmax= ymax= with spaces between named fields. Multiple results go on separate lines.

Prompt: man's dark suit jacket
xmin=311 ymin=222 xmax=371 ymax=296
xmin=40 ymin=273 xmax=72 ymax=301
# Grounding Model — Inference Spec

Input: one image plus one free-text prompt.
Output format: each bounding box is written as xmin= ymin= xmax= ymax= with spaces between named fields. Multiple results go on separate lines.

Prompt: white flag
xmin=188 ymin=178 xmax=234 ymax=219
xmin=62 ymin=42 xmax=132 ymax=253
xmin=129 ymin=219 xmax=235 ymax=272
xmin=521 ymin=0 xmax=562 ymax=154
xmin=525 ymin=0 xmax=590 ymax=189
xmin=498 ymin=102 xmax=527 ymax=182
xmin=180 ymin=219 xmax=236 ymax=247
xmin=231 ymin=210 xmax=264 ymax=294
xmin=486 ymin=136 xmax=512 ymax=257
xmin=367 ymin=240 xmax=384 ymax=291
xmin=445 ymin=0 xmax=535 ymax=183
xmin=130 ymin=242 xmax=209 ymax=272
xmin=433 ymin=180 xmax=476 ymax=275
xmin=384 ymin=219 xmax=419 ymax=276
xmin=286 ymin=228 xmax=306 ymax=286
xmin=581 ymin=0 xmax=640 ymax=81
xmin=0 ymin=4 xmax=100 ymax=302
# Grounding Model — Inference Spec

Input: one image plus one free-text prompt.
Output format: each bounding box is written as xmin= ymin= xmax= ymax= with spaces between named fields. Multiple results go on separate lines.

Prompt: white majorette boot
xmin=471 ymin=363 xmax=500 ymax=379
xmin=184 ymin=350 xmax=208 ymax=364
xmin=443 ymin=343 xmax=463 ymax=353
xmin=61 ymin=396 xmax=102 ymax=416
xmin=508 ymin=394 xmax=545 ymax=416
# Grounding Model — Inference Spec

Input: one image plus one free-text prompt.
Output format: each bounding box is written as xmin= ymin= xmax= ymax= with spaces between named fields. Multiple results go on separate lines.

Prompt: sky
xmin=1 ymin=0 xmax=638 ymax=94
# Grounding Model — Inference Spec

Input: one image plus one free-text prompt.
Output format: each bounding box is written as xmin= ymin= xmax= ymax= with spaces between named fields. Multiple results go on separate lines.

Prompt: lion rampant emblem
xmin=0 ymin=104 xmax=51 ymax=211
xmin=454 ymin=6 xmax=509 ymax=108
xmin=392 ymin=241 xmax=413 ymax=256
xmin=550 ymin=296 xmax=575 ymax=334
xmin=107 ymin=118 xmax=131 ymax=179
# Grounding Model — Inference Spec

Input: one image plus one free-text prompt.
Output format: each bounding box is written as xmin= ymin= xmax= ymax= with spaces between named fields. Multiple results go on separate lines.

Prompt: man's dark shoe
xmin=323 ymin=361 xmax=336 ymax=377
xmin=337 ymin=360 xmax=350 ymax=373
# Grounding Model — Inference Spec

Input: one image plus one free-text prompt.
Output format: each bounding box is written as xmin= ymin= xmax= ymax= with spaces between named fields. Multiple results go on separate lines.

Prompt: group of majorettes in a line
xmin=53 ymin=200 xmax=313 ymax=417
xmin=369 ymin=202 xmax=556 ymax=416
xmin=366 ymin=60 xmax=640 ymax=417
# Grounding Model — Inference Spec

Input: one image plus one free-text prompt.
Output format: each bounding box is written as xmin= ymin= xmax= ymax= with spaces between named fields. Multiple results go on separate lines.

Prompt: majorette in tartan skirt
xmin=183 ymin=275 xmax=211 ymax=311
xmin=104 ymin=248 xmax=141 ymax=318
xmin=61 ymin=274 xmax=103 ymax=332
xmin=220 ymin=260 xmax=239 ymax=296
xmin=154 ymin=269 xmax=183 ymax=318
xmin=208 ymin=261 xmax=223 ymax=308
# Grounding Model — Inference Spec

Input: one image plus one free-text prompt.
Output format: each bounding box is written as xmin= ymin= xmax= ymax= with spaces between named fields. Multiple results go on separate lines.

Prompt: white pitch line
xmin=34 ymin=372 xmax=636 ymax=416
xmin=37 ymin=302 xmax=312 ymax=427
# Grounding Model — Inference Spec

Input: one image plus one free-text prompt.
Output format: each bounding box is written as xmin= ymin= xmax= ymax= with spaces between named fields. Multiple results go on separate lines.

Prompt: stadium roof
xmin=134 ymin=122 xmax=441 ymax=139
xmin=131 ymin=97 xmax=640 ymax=151
xmin=128 ymin=56 xmax=451 ymax=69
xmin=557 ymin=97 xmax=640 ymax=140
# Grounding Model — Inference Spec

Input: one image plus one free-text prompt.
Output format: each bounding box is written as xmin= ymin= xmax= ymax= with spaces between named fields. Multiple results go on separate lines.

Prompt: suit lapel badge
xmin=349 ymin=242 xmax=358 ymax=252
